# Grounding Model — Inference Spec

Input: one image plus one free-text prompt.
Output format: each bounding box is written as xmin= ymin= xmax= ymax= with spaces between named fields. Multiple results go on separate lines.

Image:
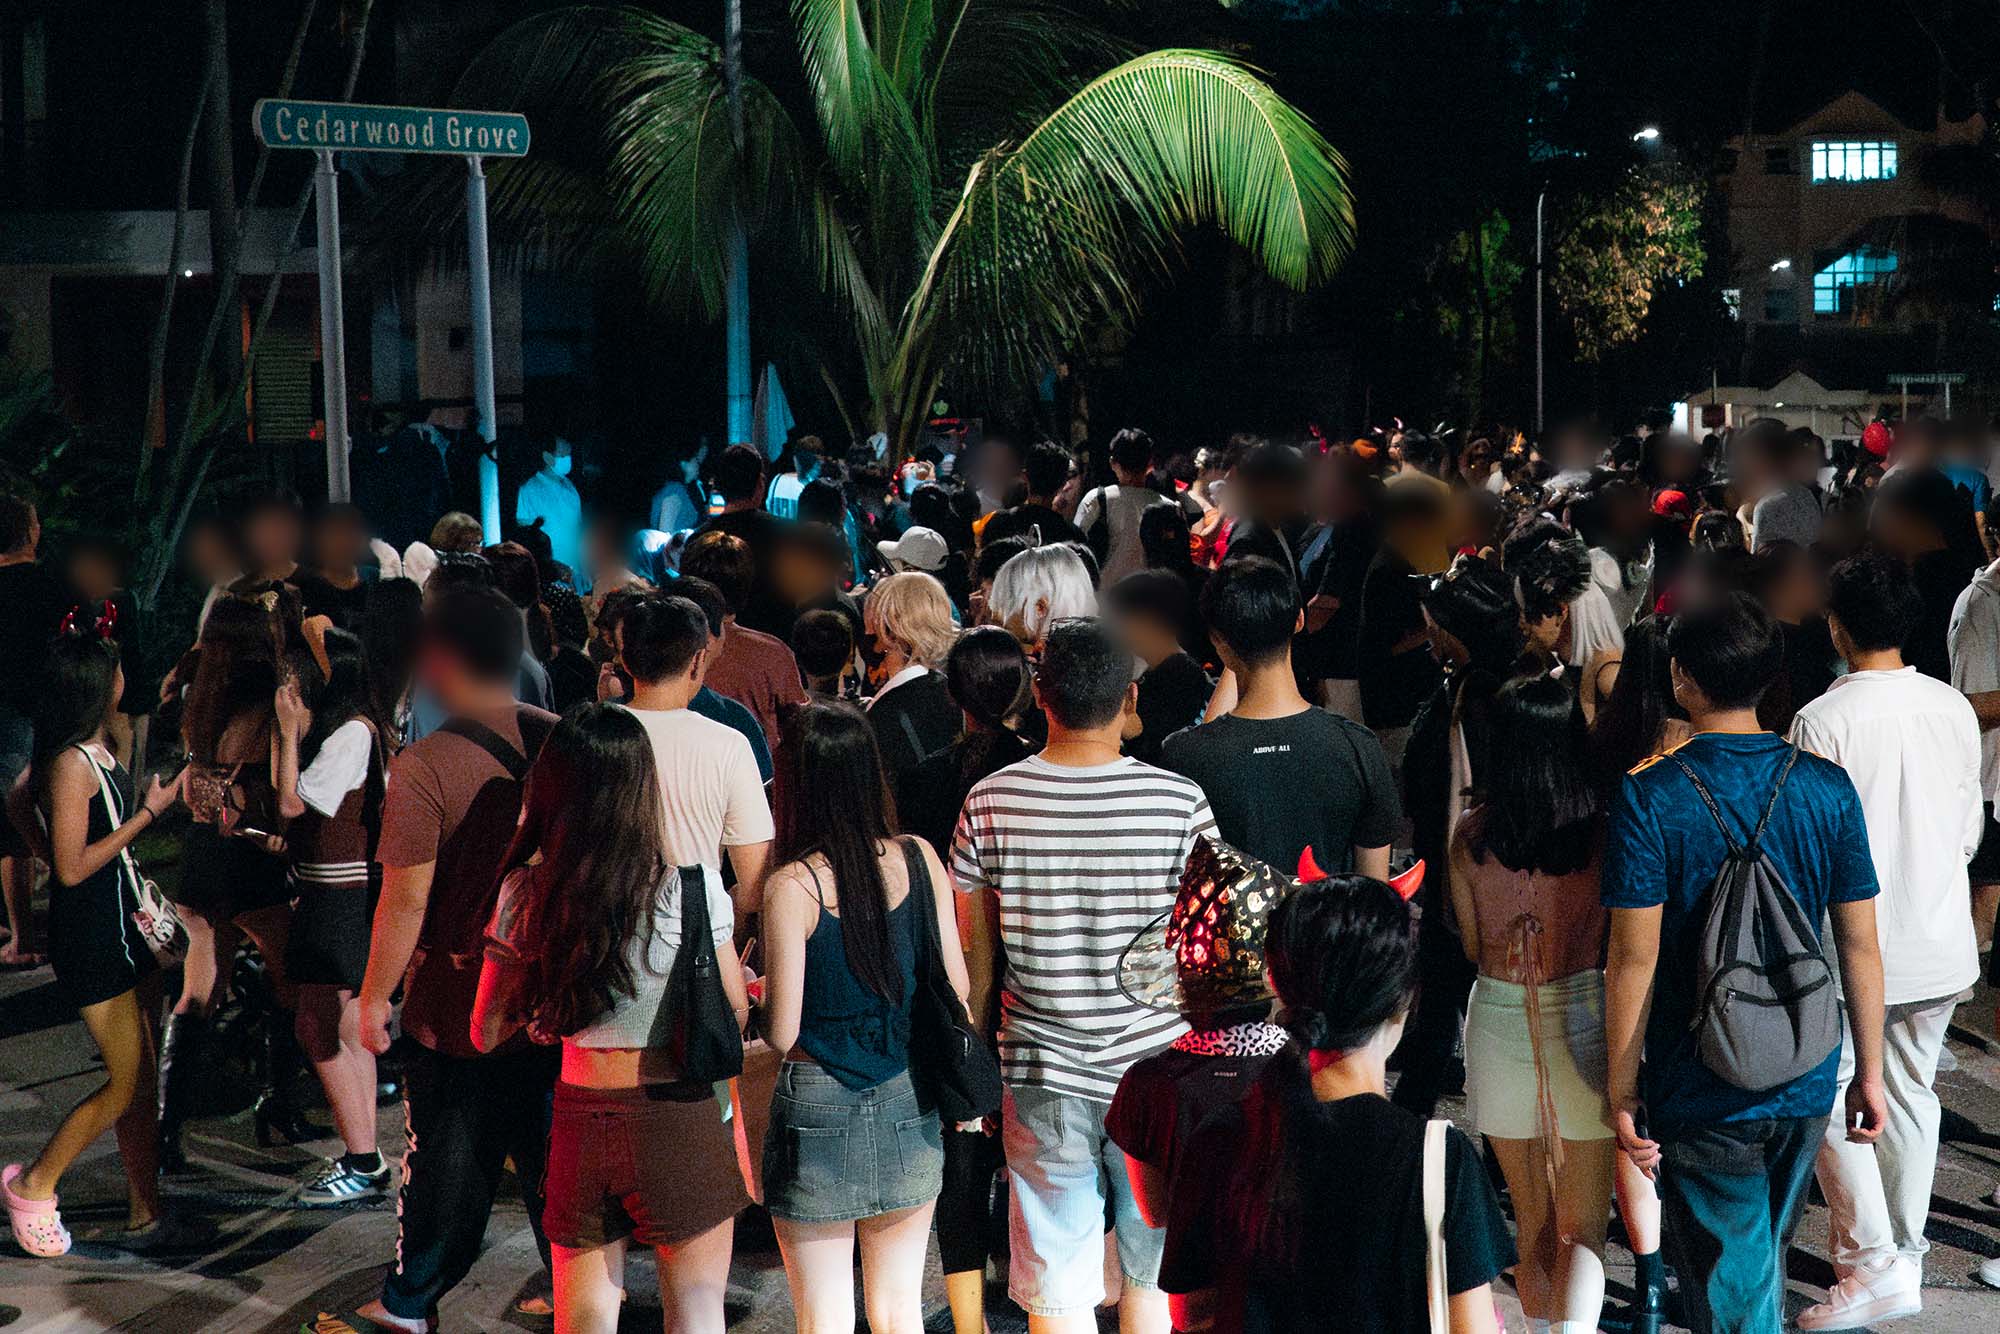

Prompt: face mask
xmin=797 ymin=457 xmax=822 ymax=483
xmin=901 ymin=472 xmax=922 ymax=498
xmin=544 ymin=452 xmax=572 ymax=477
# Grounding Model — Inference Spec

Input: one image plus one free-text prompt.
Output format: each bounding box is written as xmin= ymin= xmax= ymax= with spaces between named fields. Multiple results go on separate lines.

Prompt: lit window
xmin=1813 ymin=247 xmax=1898 ymax=313
xmin=1722 ymin=288 xmax=1742 ymax=320
xmin=1810 ymin=141 xmax=1898 ymax=182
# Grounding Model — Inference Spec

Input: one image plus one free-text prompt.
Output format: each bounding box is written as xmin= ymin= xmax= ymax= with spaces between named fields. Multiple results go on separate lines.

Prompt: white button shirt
xmin=1790 ymin=666 xmax=1984 ymax=1006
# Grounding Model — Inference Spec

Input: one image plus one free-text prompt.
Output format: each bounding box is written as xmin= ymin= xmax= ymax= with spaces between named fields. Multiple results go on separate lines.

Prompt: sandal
xmin=3 ymin=1163 xmax=71 ymax=1257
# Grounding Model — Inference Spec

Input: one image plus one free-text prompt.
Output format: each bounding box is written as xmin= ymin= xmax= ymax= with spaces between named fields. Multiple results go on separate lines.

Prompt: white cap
xmin=877 ymin=525 xmax=949 ymax=573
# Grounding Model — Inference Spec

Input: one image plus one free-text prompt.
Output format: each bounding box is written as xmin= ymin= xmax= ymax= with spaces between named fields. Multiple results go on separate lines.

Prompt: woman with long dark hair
xmin=759 ymin=701 xmax=971 ymax=1334
xmin=1158 ymin=876 xmax=1513 ymax=1332
xmin=893 ymin=627 xmax=1031 ymax=1334
xmin=357 ymin=576 xmax=423 ymax=743
xmin=1450 ymin=675 xmax=1613 ymax=1333
xmin=166 ymin=580 xmax=311 ymax=1166
xmin=3 ymin=633 xmax=182 ymax=1255
xmin=898 ymin=627 xmax=1034 ymax=857
xmin=1588 ymin=617 xmax=1689 ymax=793
xmin=471 ymin=704 xmax=750 ymax=1334
xmin=273 ymin=621 xmax=392 ymax=1201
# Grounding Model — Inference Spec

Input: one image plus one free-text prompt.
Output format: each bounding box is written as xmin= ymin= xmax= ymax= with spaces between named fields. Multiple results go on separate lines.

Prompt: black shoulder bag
xmin=663 ymin=866 xmax=745 ymax=1084
xmin=900 ymin=838 xmax=1003 ymax=1121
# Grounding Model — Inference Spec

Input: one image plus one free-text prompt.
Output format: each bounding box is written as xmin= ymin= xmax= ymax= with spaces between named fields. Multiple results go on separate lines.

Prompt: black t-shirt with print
xmin=1161 ymin=1093 xmax=1515 ymax=1333
xmin=1162 ymin=708 xmax=1399 ymax=877
xmin=1107 ymin=1035 xmax=1282 ymax=1197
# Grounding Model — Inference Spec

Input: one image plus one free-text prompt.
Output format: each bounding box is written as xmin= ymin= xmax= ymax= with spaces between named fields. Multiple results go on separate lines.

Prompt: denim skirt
xmin=762 ymin=1061 xmax=944 ymax=1223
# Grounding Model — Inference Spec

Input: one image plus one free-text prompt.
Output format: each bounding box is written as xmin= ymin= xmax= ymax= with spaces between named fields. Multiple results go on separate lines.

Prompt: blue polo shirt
xmin=1603 ymin=731 xmax=1878 ymax=1135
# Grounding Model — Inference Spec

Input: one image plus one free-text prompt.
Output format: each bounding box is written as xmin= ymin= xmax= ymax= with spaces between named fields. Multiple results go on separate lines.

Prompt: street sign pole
xmin=465 ymin=154 xmax=501 ymax=544
xmin=254 ymin=100 xmax=528 ymax=526
xmin=313 ymin=149 xmax=352 ymax=503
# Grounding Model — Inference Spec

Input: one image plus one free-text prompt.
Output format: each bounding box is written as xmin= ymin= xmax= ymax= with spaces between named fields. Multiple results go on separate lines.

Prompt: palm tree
xmin=433 ymin=0 xmax=1354 ymax=452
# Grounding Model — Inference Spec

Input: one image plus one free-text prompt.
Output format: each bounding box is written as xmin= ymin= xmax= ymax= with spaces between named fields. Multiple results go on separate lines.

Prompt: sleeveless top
xmin=1455 ymin=809 xmax=1606 ymax=1186
xmin=1457 ymin=836 xmax=1607 ymax=984
xmin=796 ymin=838 xmax=924 ymax=1091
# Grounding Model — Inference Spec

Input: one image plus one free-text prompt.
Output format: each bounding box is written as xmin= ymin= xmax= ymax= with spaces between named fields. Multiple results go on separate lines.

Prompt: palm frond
xmin=922 ymin=0 xmax=1130 ymax=164
xmin=791 ymin=0 xmax=927 ymax=194
xmin=912 ymin=48 xmax=1354 ymax=390
xmin=872 ymin=0 xmax=936 ymax=96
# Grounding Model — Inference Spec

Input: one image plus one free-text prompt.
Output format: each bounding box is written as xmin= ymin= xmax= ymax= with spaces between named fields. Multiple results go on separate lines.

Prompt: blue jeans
xmin=1658 ymin=1115 xmax=1827 ymax=1334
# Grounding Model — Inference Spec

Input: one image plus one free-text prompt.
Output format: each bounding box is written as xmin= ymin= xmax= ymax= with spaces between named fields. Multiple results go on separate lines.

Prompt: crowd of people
xmin=1 ymin=410 xmax=1999 ymax=1334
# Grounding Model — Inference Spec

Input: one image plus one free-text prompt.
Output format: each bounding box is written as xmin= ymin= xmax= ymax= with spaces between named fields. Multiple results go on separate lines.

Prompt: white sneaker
xmin=1978 ymin=1255 xmax=2000 ymax=1290
xmin=1794 ymin=1256 xmax=1922 ymax=1330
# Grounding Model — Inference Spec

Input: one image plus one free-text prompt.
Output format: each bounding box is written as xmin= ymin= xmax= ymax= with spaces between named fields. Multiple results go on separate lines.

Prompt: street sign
xmin=251 ymin=98 xmax=526 ymax=530
xmin=253 ymin=99 xmax=529 ymax=157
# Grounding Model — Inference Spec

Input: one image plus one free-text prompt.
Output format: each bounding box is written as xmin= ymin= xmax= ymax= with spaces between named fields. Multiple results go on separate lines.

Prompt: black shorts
xmin=173 ymin=824 xmax=292 ymax=919
xmin=1971 ymin=803 xmax=2000 ymax=884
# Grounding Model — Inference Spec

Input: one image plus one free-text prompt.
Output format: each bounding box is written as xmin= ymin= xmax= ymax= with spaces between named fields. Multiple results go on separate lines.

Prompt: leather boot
xmin=156 ymin=1012 xmax=207 ymax=1173
xmin=252 ymin=1008 xmax=318 ymax=1147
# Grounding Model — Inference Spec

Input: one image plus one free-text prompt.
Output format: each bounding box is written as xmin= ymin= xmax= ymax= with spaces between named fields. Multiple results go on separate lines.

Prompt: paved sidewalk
xmin=3 ymin=957 xmax=1999 ymax=1331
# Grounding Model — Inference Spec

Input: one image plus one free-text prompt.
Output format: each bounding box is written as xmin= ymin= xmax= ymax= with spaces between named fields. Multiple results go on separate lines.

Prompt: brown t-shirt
xmin=378 ymin=702 xmax=558 ymax=1056
xmin=703 ymin=621 xmax=806 ymax=750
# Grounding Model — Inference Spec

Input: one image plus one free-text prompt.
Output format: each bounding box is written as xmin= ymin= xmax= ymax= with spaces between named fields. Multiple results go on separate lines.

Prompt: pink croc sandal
xmin=3 ymin=1163 xmax=71 ymax=1257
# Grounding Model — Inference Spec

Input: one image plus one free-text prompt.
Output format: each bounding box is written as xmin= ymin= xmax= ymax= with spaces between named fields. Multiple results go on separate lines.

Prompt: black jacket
xmin=868 ymin=672 xmax=962 ymax=792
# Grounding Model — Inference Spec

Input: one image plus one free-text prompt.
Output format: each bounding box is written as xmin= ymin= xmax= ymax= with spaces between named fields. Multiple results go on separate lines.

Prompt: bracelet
xmin=135 ymin=806 xmax=156 ymax=827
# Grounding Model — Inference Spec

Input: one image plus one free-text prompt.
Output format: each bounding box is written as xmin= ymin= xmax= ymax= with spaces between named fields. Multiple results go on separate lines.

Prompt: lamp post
xmin=1533 ymin=126 xmax=1663 ymax=440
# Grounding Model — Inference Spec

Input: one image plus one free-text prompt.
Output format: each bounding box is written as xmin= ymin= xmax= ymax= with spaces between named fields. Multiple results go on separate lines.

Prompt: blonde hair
xmin=989 ymin=545 xmax=1096 ymax=642
xmin=866 ymin=572 xmax=958 ymax=669
xmin=429 ymin=511 xmax=484 ymax=554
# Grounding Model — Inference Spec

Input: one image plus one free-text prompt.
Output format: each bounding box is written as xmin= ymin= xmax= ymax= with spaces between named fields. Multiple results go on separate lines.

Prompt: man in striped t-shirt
xmin=954 ymin=618 xmax=1215 ymax=1334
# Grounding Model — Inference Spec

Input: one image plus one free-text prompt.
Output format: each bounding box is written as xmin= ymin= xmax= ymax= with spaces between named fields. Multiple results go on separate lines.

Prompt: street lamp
xmin=1769 ymin=257 xmax=1793 ymax=272
xmin=1632 ymin=126 xmax=1662 ymax=142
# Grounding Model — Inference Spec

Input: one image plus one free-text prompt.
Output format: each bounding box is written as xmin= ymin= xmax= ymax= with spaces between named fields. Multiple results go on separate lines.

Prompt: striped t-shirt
xmin=951 ymin=754 xmax=1215 ymax=1102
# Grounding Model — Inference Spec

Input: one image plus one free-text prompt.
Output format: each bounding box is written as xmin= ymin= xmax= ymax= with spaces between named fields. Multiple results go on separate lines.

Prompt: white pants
xmin=1814 ymin=997 xmax=1957 ymax=1273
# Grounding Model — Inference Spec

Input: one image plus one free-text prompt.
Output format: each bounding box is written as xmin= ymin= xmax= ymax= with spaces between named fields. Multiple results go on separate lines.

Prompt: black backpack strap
xmin=516 ymin=708 xmax=556 ymax=764
xmin=1668 ymin=756 xmax=1741 ymax=856
xmin=437 ymin=717 xmax=531 ymax=782
xmin=1747 ymin=744 xmax=1802 ymax=854
xmin=898 ymin=836 xmax=944 ymax=970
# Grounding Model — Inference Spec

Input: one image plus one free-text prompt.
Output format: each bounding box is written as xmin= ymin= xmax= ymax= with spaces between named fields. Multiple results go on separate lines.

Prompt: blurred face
xmin=69 ymin=549 xmax=120 ymax=603
xmin=185 ymin=525 xmax=237 ymax=585
xmin=312 ymin=513 xmax=368 ymax=569
xmin=243 ymin=506 xmax=302 ymax=572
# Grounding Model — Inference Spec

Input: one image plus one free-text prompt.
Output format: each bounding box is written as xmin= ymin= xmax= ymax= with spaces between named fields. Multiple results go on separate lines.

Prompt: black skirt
xmin=285 ymin=862 xmax=376 ymax=990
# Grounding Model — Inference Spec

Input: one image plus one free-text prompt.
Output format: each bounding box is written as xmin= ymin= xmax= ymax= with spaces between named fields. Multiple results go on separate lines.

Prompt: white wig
xmin=989 ymin=545 xmax=1097 ymax=642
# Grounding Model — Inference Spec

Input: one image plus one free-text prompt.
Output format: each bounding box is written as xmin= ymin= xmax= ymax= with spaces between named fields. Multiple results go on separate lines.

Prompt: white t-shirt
xmin=1948 ymin=558 xmax=2000 ymax=803
xmin=297 ymin=719 xmax=373 ymax=817
xmin=1789 ymin=667 xmax=1984 ymax=1005
xmin=1075 ymin=484 xmax=1172 ymax=585
xmin=624 ymin=705 xmax=775 ymax=868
